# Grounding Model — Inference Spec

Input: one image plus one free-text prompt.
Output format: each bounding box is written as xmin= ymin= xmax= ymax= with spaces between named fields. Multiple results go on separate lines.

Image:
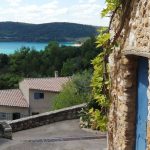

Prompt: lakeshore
xmin=0 ymin=41 xmax=82 ymax=54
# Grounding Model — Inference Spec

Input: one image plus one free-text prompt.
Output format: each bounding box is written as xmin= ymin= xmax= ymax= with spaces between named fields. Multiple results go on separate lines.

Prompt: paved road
xmin=0 ymin=119 xmax=107 ymax=150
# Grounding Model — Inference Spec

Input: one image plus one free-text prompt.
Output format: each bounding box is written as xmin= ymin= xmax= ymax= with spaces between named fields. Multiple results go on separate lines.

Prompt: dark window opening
xmin=13 ymin=113 xmax=20 ymax=120
xmin=32 ymin=112 xmax=39 ymax=115
xmin=34 ymin=92 xmax=44 ymax=99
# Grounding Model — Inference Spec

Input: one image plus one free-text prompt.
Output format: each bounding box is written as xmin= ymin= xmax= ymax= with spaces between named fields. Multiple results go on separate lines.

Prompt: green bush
xmin=79 ymin=53 xmax=109 ymax=131
xmin=52 ymin=70 xmax=92 ymax=110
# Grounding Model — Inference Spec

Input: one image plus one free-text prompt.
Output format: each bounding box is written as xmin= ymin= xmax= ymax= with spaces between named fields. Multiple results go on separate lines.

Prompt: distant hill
xmin=0 ymin=22 xmax=98 ymax=42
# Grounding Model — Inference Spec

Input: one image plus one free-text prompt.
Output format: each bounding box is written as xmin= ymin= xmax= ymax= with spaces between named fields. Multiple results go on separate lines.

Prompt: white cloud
xmin=88 ymin=0 xmax=97 ymax=3
xmin=67 ymin=0 xmax=108 ymax=26
xmin=4 ymin=0 xmax=22 ymax=6
xmin=0 ymin=0 xmax=109 ymax=26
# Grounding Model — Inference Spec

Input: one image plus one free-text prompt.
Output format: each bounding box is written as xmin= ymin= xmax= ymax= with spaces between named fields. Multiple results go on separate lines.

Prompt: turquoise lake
xmin=0 ymin=42 xmax=75 ymax=55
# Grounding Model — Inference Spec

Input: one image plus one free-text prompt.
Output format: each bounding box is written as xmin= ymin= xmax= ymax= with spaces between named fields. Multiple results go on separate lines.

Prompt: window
xmin=13 ymin=113 xmax=20 ymax=120
xmin=0 ymin=112 xmax=12 ymax=120
xmin=2 ymin=113 xmax=6 ymax=118
xmin=34 ymin=92 xmax=44 ymax=99
xmin=0 ymin=113 xmax=6 ymax=120
xmin=32 ymin=112 xmax=39 ymax=115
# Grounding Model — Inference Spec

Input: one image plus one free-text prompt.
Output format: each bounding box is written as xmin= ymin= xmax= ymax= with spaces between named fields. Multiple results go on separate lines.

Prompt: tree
xmin=52 ymin=70 xmax=92 ymax=110
xmin=0 ymin=73 xmax=22 ymax=89
xmin=0 ymin=37 xmax=101 ymax=89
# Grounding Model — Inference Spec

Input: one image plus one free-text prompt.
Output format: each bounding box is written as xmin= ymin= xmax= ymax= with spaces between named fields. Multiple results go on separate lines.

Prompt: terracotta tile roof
xmin=21 ymin=77 xmax=71 ymax=92
xmin=0 ymin=89 xmax=29 ymax=108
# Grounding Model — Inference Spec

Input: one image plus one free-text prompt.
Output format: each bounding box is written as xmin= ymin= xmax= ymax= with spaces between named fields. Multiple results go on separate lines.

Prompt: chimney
xmin=54 ymin=71 xmax=58 ymax=78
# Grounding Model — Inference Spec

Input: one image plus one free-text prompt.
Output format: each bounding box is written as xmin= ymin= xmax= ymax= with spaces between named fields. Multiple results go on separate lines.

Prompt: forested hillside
xmin=0 ymin=22 xmax=98 ymax=42
xmin=0 ymin=37 xmax=102 ymax=89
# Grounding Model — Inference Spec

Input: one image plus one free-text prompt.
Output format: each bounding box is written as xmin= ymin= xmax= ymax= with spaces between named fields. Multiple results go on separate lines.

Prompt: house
xmin=0 ymin=77 xmax=70 ymax=120
xmin=108 ymin=0 xmax=150 ymax=150
xmin=0 ymin=89 xmax=28 ymax=120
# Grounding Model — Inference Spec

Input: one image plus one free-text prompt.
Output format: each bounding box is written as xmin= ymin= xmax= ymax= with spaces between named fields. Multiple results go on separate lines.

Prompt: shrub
xmin=52 ymin=70 xmax=92 ymax=110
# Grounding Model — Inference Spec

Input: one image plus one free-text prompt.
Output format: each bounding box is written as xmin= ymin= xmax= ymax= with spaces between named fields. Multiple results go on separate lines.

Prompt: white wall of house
xmin=19 ymin=81 xmax=30 ymax=104
xmin=29 ymin=90 xmax=58 ymax=115
xmin=0 ymin=106 xmax=29 ymax=120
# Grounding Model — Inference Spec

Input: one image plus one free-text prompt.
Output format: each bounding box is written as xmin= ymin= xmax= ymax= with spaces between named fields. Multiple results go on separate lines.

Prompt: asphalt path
xmin=0 ymin=119 xmax=107 ymax=150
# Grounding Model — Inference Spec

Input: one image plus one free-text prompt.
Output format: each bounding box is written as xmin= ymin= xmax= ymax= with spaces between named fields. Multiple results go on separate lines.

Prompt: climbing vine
xmin=86 ymin=0 xmax=122 ymax=131
xmin=93 ymin=0 xmax=132 ymax=130
xmin=80 ymin=0 xmax=132 ymax=131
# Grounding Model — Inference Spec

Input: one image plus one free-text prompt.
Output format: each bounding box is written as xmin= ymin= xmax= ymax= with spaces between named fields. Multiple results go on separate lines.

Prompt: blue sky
xmin=0 ymin=0 xmax=110 ymax=26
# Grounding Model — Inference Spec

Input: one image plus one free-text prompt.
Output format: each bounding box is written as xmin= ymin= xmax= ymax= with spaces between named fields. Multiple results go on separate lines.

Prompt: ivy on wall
xmin=101 ymin=0 xmax=121 ymax=18
xmin=81 ymin=0 xmax=131 ymax=131
xmin=86 ymin=0 xmax=121 ymax=131
xmin=80 ymin=0 xmax=132 ymax=131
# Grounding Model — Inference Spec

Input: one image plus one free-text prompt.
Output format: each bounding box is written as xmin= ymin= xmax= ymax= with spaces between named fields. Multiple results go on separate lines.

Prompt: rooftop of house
xmin=20 ymin=77 xmax=71 ymax=92
xmin=0 ymin=89 xmax=28 ymax=108
xmin=0 ymin=77 xmax=70 ymax=108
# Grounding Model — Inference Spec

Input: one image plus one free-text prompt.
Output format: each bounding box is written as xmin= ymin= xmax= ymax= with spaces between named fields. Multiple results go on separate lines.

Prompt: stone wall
xmin=109 ymin=0 xmax=150 ymax=149
xmin=111 ymin=0 xmax=150 ymax=55
xmin=9 ymin=104 xmax=86 ymax=132
xmin=109 ymin=53 xmax=150 ymax=150
xmin=123 ymin=0 xmax=150 ymax=53
xmin=108 ymin=54 xmax=137 ymax=150
xmin=0 ymin=122 xmax=12 ymax=139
